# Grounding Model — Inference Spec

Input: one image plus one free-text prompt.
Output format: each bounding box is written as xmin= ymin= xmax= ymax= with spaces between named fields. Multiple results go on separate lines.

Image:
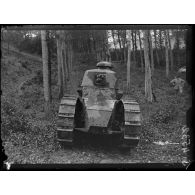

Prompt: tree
xmin=148 ymin=30 xmax=154 ymax=73
xmin=131 ymin=30 xmax=136 ymax=66
xmin=104 ymin=30 xmax=111 ymax=61
xmin=121 ymin=30 xmax=127 ymax=63
xmin=111 ymin=30 xmax=118 ymax=61
xmin=56 ymin=31 xmax=63 ymax=99
xmin=175 ymin=29 xmax=180 ymax=65
xmin=117 ymin=30 xmax=122 ymax=61
xmin=164 ymin=30 xmax=169 ymax=77
xmin=154 ymin=30 xmax=160 ymax=67
xmin=126 ymin=30 xmax=131 ymax=92
xmin=41 ymin=30 xmax=51 ymax=111
xmin=56 ymin=30 xmax=74 ymax=98
xmin=167 ymin=30 xmax=174 ymax=70
xmin=143 ymin=30 xmax=153 ymax=102
xmin=159 ymin=30 xmax=163 ymax=50
xmin=138 ymin=30 xmax=144 ymax=72
xmin=134 ymin=30 xmax=137 ymax=66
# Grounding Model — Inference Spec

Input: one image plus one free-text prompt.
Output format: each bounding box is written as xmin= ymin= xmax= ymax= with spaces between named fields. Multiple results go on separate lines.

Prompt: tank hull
xmin=57 ymin=95 xmax=141 ymax=148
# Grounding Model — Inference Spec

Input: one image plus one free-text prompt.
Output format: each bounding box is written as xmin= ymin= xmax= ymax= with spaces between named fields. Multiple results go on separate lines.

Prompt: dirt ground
xmin=1 ymin=47 xmax=191 ymax=166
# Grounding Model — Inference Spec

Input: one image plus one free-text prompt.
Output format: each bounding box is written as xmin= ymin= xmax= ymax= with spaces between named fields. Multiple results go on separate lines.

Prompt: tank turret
xmin=96 ymin=61 xmax=113 ymax=70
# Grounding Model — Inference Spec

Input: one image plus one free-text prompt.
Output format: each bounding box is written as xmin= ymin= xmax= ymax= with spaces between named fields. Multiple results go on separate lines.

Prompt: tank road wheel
xmin=57 ymin=96 xmax=77 ymax=148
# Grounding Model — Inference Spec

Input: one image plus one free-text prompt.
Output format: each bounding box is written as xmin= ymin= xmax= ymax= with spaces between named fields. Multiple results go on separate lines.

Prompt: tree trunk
xmin=117 ymin=30 xmax=122 ymax=61
xmin=1 ymin=30 xmax=4 ymax=42
xmin=138 ymin=30 xmax=144 ymax=72
xmin=143 ymin=30 xmax=153 ymax=102
xmin=131 ymin=31 xmax=136 ymax=66
xmin=104 ymin=30 xmax=111 ymax=61
xmin=154 ymin=30 xmax=160 ymax=67
xmin=61 ymin=39 xmax=67 ymax=92
xmin=111 ymin=30 xmax=118 ymax=61
xmin=167 ymin=30 xmax=174 ymax=70
xmin=159 ymin=30 xmax=163 ymax=50
xmin=126 ymin=30 xmax=131 ymax=93
xmin=148 ymin=30 xmax=154 ymax=73
xmin=176 ymin=29 xmax=180 ymax=66
xmin=56 ymin=31 xmax=72 ymax=97
xmin=134 ymin=30 xmax=137 ymax=66
xmin=56 ymin=31 xmax=63 ymax=99
xmin=90 ymin=31 xmax=95 ymax=54
xmin=41 ymin=30 xmax=51 ymax=111
xmin=122 ymin=30 xmax=127 ymax=63
xmin=47 ymin=31 xmax=52 ymax=100
xmin=164 ymin=30 xmax=169 ymax=77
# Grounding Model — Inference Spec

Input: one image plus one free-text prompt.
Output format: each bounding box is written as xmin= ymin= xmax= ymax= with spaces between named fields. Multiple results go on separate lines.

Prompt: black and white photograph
xmin=1 ymin=25 xmax=193 ymax=170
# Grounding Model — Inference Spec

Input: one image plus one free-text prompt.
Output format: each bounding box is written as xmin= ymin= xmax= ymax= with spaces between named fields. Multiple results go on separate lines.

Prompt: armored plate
xmin=81 ymin=69 xmax=117 ymax=89
xmin=57 ymin=62 xmax=141 ymax=148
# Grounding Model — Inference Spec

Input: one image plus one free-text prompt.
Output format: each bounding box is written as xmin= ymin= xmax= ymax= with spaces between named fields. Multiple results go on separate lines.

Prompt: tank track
xmin=120 ymin=100 xmax=141 ymax=149
xmin=57 ymin=95 xmax=77 ymax=147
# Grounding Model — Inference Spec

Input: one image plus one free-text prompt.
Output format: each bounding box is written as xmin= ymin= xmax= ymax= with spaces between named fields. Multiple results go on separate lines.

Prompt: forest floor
xmin=1 ymin=47 xmax=191 ymax=166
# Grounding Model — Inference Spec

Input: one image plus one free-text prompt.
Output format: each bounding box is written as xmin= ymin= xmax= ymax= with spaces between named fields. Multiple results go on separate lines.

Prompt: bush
xmin=1 ymin=100 xmax=30 ymax=137
xmin=150 ymin=105 xmax=178 ymax=124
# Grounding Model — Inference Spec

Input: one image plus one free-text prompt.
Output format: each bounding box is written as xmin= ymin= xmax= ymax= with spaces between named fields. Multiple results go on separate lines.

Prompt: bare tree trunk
xmin=176 ymin=29 xmax=180 ymax=66
xmin=117 ymin=30 xmax=122 ymax=61
xmin=104 ymin=30 xmax=111 ymax=61
xmin=90 ymin=31 xmax=95 ymax=54
xmin=41 ymin=30 xmax=51 ymax=111
xmin=70 ymin=42 xmax=73 ymax=72
xmin=149 ymin=30 xmax=154 ymax=73
xmin=143 ymin=30 xmax=153 ymax=102
xmin=56 ymin=31 xmax=63 ymax=99
xmin=47 ymin=31 xmax=52 ymax=100
xmin=61 ymin=41 xmax=67 ymax=92
xmin=111 ymin=30 xmax=118 ymax=61
xmin=167 ymin=30 xmax=174 ymax=70
xmin=154 ymin=30 xmax=160 ymax=67
xmin=122 ymin=30 xmax=127 ymax=63
xmin=57 ymin=31 xmax=72 ymax=97
xmin=165 ymin=30 xmax=169 ymax=77
xmin=159 ymin=30 xmax=163 ymax=50
xmin=126 ymin=30 xmax=131 ymax=93
xmin=131 ymin=31 xmax=136 ymax=66
xmin=134 ymin=30 xmax=137 ymax=66
xmin=138 ymin=30 xmax=144 ymax=72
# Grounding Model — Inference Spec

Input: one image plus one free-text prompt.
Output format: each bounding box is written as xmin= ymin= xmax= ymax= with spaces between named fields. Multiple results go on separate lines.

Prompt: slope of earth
xmin=1 ymin=48 xmax=191 ymax=165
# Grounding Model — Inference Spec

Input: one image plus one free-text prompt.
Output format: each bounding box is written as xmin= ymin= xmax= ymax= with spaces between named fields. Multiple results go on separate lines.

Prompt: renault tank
xmin=57 ymin=61 xmax=141 ymax=149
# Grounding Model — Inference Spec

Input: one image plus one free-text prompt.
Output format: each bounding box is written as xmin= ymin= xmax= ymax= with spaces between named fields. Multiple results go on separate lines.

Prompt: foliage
xmin=150 ymin=104 xmax=178 ymax=124
xmin=1 ymin=99 xmax=30 ymax=137
xmin=1 ymin=28 xmax=190 ymax=164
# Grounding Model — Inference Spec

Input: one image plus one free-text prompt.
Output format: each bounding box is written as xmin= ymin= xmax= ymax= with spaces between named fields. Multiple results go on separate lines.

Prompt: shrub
xmin=150 ymin=104 xmax=178 ymax=124
xmin=1 ymin=100 xmax=30 ymax=137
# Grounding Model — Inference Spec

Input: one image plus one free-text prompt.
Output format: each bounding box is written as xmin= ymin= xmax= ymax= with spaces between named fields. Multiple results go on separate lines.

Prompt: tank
xmin=57 ymin=61 xmax=141 ymax=149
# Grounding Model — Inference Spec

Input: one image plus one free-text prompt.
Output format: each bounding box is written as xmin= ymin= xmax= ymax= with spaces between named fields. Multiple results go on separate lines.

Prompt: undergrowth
xmin=1 ymin=98 xmax=60 ymax=163
xmin=1 ymin=50 xmax=191 ymax=163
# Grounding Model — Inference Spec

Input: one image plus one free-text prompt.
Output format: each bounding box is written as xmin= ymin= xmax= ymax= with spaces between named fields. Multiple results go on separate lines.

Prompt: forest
xmin=1 ymin=26 xmax=191 ymax=165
